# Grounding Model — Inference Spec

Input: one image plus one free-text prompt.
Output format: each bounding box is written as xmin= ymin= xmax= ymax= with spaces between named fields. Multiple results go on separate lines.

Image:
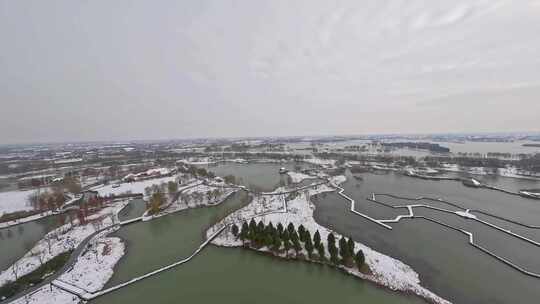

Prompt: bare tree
xmin=11 ymin=260 xmax=20 ymax=280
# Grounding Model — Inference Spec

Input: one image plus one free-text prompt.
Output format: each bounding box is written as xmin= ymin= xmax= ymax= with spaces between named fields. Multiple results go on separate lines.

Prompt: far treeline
xmin=231 ymin=220 xmax=367 ymax=273
xmin=317 ymin=152 xmax=540 ymax=173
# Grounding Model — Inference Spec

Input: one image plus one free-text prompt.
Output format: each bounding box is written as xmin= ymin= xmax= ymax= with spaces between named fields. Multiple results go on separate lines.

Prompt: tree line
xmin=231 ymin=220 xmax=365 ymax=272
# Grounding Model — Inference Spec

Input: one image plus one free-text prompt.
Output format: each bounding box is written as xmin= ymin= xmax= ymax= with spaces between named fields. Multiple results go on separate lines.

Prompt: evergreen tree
xmin=283 ymin=239 xmax=292 ymax=256
xmin=290 ymin=230 xmax=302 ymax=255
xmin=240 ymin=222 xmax=249 ymax=243
xmin=257 ymin=221 xmax=265 ymax=234
xmin=272 ymin=235 xmax=282 ymax=252
xmin=292 ymin=238 xmax=302 ymax=254
xmin=267 ymin=222 xmax=275 ymax=235
xmin=347 ymin=238 xmax=355 ymax=257
xmin=231 ymin=224 xmax=239 ymax=237
xmin=354 ymin=249 xmax=365 ymax=271
xmin=317 ymin=243 xmax=325 ymax=260
xmin=287 ymin=223 xmax=295 ymax=234
xmin=249 ymin=219 xmax=257 ymax=237
xmin=264 ymin=233 xmax=273 ymax=247
xmin=329 ymin=245 xmax=339 ymax=264
xmin=313 ymin=230 xmax=321 ymax=247
xmin=304 ymin=230 xmax=311 ymax=246
xmin=277 ymin=223 xmax=284 ymax=237
xmin=327 ymin=234 xmax=339 ymax=264
xmin=298 ymin=225 xmax=306 ymax=242
xmin=339 ymin=236 xmax=349 ymax=262
xmin=305 ymin=236 xmax=314 ymax=259
xmin=282 ymin=230 xmax=290 ymax=243
xmin=290 ymin=230 xmax=299 ymax=244
xmin=327 ymin=233 xmax=335 ymax=247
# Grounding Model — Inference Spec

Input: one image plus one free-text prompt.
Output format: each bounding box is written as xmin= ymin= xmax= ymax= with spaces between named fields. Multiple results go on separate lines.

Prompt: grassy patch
xmin=0 ymin=251 xmax=72 ymax=300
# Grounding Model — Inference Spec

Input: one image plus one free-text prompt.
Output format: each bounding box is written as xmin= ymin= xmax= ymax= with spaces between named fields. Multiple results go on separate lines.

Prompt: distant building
xmin=17 ymin=174 xmax=57 ymax=189
xmin=80 ymin=190 xmax=99 ymax=203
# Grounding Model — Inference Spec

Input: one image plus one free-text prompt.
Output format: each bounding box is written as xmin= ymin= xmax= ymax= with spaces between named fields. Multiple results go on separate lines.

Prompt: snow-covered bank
xmin=146 ymin=182 xmax=238 ymax=220
xmin=9 ymin=236 xmax=126 ymax=304
xmin=0 ymin=211 xmax=54 ymax=229
xmin=303 ymin=158 xmax=336 ymax=168
xmin=1 ymin=196 xmax=81 ymax=229
xmin=91 ymin=175 xmax=179 ymax=197
xmin=177 ymin=158 xmax=248 ymax=165
xmin=287 ymin=171 xmax=313 ymax=183
xmin=0 ymin=189 xmax=38 ymax=216
xmin=0 ymin=201 xmax=128 ymax=287
xmin=59 ymin=236 xmax=125 ymax=293
xmin=208 ymin=177 xmax=450 ymax=304
xmin=440 ymin=164 xmax=540 ymax=180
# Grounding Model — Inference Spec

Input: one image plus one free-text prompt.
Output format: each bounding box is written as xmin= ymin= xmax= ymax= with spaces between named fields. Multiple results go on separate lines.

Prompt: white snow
xmin=9 ymin=235 xmax=126 ymax=304
xmin=9 ymin=285 xmax=79 ymax=304
xmin=303 ymin=158 xmax=336 ymax=168
xmin=0 ymin=189 xmax=39 ymax=216
xmin=148 ymin=182 xmax=237 ymax=219
xmin=208 ymin=177 xmax=450 ymax=304
xmin=92 ymin=175 xmax=178 ymax=197
xmin=455 ymin=211 xmax=477 ymax=219
xmin=177 ymin=158 xmax=248 ymax=165
xmin=0 ymin=201 xmax=128 ymax=287
xmin=53 ymin=158 xmax=82 ymax=165
xmin=0 ymin=211 xmax=54 ymax=229
xmin=287 ymin=171 xmax=313 ymax=183
xmin=59 ymin=236 xmax=125 ymax=293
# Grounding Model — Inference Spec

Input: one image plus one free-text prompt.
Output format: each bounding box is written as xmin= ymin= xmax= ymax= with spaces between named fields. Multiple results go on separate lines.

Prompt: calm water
xmin=95 ymin=185 xmax=425 ymax=304
xmin=117 ymin=199 xmax=147 ymax=222
xmin=313 ymin=170 xmax=540 ymax=304
xmin=0 ymin=213 xmax=71 ymax=271
xmin=197 ymin=162 xmax=315 ymax=192
xmin=105 ymin=191 xmax=251 ymax=286
xmin=93 ymin=247 xmax=425 ymax=304
xmin=8 ymin=163 xmax=539 ymax=303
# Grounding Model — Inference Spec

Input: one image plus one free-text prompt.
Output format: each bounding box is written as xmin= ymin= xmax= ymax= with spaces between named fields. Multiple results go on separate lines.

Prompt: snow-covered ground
xmin=59 ymin=236 xmax=124 ymax=293
xmin=440 ymin=164 xmax=540 ymax=180
xmin=303 ymin=158 xmax=336 ymax=168
xmin=0 ymin=188 xmax=39 ymax=216
xmin=177 ymin=158 xmax=248 ymax=165
xmin=0 ymin=211 xmax=53 ymax=229
xmin=91 ymin=175 xmax=179 ymax=197
xmin=9 ymin=285 xmax=78 ymax=304
xmin=9 ymin=235 xmax=125 ymax=304
xmin=0 ymin=201 xmax=128 ymax=287
xmin=147 ymin=182 xmax=237 ymax=219
xmin=287 ymin=171 xmax=313 ymax=183
xmin=0 ymin=196 xmax=81 ymax=229
xmin=208 ymin=176 xmax=450 ymax=304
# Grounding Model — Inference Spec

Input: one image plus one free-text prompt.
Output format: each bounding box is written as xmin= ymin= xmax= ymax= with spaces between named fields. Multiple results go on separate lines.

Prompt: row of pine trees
xmin=231 ymin=219 xmax=365 ymax=271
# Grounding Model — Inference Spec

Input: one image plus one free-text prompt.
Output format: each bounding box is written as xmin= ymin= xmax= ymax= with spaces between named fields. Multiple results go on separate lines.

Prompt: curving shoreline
xmin=207 ymin=175 xmax=451 ymax=304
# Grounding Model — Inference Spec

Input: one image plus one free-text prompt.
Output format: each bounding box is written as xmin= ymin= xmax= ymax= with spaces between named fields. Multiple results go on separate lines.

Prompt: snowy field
xmin=10 ymin=235 xmax=125 ymax=304
xmin=287 ymin=171 xmax=314 ymax=183
xmin=209 ymin=176 xmax=450 ymax=304
xmin=92 ymin=175 xmax=178 ymax=197
xmin=59 ymin=236 xmax=125 ymax=293
xmin=147 ymin=182 xmax=237 ymax=219
xmin=0 ymin=189 xmax=39 ymax=216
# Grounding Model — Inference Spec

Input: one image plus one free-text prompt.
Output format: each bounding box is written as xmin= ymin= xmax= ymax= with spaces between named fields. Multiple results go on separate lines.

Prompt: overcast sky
xmin=1 ymin=0 xmax=540 ymax=144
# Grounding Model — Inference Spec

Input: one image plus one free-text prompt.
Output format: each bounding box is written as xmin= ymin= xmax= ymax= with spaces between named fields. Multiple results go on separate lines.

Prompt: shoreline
xmin=212 ymin=244 xmax=437 ymax=304
xmin=207 ymin=175 xmax=451 ymax=304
